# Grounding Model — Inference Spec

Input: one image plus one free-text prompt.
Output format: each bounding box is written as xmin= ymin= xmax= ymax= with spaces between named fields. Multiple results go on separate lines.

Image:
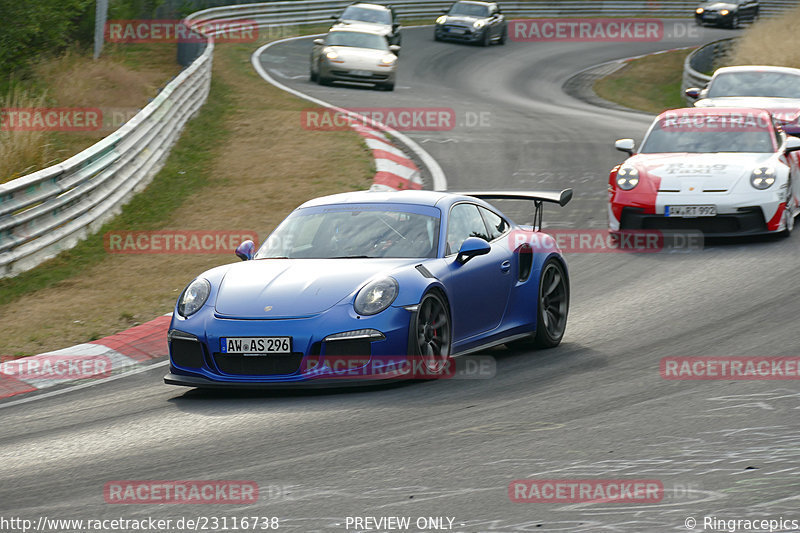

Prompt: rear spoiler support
xmin=456 ymin=189 xmax=573 ymax=231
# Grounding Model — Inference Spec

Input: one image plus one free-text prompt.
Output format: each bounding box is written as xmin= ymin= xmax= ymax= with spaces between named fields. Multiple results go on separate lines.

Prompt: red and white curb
xmin=0 ymin=315 xmax=170 ymax=400
xmin=348 ymin=122 xmax=423 ymax=191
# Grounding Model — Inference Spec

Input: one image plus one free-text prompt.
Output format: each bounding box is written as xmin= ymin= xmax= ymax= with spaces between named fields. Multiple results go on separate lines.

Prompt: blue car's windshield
xmin=256 ymin=206 xmax=440 ymax=259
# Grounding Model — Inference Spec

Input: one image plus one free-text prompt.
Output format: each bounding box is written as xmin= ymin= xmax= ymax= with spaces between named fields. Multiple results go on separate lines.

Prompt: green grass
xmin=0 ymin=73 xmax=234 ymax=306
xmin=593 ymin=48 xmax=694 ymax=114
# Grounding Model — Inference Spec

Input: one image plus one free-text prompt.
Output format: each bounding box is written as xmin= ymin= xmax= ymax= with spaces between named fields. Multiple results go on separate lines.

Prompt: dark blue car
xmin=164 ymin=189 xmax=571 ymax=388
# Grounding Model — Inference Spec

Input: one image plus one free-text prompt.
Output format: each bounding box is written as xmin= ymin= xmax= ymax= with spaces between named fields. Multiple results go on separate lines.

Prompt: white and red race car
xmin=609 ymin=107 xmax=800 ymax=236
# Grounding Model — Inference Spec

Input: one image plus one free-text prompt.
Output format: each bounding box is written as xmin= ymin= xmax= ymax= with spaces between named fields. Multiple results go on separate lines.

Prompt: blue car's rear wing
xmin=456 ymin=189 xmax=573 ymax=230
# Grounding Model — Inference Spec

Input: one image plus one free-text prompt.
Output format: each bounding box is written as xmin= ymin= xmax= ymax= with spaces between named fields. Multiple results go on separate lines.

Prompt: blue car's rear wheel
xmin=534 ymin=259 xmax=569 ymax=348
xmin=413 ymin=291 xmax=451 ymax=372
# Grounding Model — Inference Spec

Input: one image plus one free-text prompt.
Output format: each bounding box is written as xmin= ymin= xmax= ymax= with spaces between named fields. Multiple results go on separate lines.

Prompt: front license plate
xmin=665 ymin=205 xmax=717 ymax=217
xmin=448 ymin=28 xmax=466 ymax=34
xmin=349 ymin=70 xmax=372 ymax=77
xmin=220 ymin=337 xmax=292 ymax=355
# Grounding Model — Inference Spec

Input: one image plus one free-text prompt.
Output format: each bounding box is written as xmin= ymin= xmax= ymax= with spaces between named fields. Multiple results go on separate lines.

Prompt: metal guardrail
xmin=0 ymin=34 xmax=212 ymax=278
xmin=682 ymin=37 xmax=737 ymax=104
xmin=2 ymin=0 xmax=797 ymax=277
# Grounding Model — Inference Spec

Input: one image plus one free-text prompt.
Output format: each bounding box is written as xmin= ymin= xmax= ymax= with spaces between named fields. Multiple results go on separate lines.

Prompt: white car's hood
xmin=628 ymin=152 xmax=774 ymax=191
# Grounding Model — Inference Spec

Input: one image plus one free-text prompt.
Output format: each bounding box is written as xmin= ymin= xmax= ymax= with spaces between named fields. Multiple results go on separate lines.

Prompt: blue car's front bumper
xmin=165 ymin=301 xmax=417 ymax=387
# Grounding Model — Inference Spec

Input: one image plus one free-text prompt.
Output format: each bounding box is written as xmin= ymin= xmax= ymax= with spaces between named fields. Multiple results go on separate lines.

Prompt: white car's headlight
xmin=178 ymin=278 xmax=211 ymax=317
xmin=354 ymin=277 xmax=398 ymax=316
xmin=473 ymin=20 xmax=486 ymax=29
xmin=325 ymin=48 xmax=339 ymax=60
xmin=436 ymin=15 xmax=447 ymax=24
xmin=750 ymin=167 xmax=776 ymax=190
xmin=379 ymin=54 xmax=396 ymax=65
xmin=616 ymin=166 xmax=640 ymax=190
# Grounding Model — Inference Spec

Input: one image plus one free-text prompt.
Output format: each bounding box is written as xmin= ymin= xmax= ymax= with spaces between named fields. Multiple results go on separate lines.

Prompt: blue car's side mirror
xmin=235 ymin=240 xmax=255 ymax=261
xmin=456 ymin=237 xmax=490 ymax=264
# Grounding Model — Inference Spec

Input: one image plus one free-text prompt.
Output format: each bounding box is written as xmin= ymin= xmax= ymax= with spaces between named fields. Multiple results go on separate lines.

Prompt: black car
xmin=434 ymin=1 xmax=507 ymax=46
xmin=695 ymin=0 xmax=759 ymax=28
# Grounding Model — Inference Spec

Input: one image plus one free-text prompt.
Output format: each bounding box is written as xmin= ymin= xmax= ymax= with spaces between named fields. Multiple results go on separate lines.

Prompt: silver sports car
xmin=310 ymin=28 xmax=400 ymax=91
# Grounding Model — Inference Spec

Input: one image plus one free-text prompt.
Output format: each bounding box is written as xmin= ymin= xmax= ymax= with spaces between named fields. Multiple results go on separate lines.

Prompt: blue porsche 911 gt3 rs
xmin=164 ymin=189 xmax=571 ymax=388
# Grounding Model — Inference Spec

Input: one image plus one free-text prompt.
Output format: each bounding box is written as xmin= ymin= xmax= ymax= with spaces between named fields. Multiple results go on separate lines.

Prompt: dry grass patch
xmin=727 ymin=6 xmax=800 ymax=67
xmin=0 ymin=40 xmax=372 ymax=356
xmin=1 ymin=44 xmax=180 ymax=183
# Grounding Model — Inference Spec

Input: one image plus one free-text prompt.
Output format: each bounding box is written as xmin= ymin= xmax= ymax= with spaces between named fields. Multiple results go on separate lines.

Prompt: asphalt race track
xmin=3 ymin=21 xmax=800 ymax=533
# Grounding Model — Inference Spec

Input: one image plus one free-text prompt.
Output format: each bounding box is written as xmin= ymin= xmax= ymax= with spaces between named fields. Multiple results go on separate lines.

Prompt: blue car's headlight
xmin=178 ymin=278 xmax=211 ymax=317
xmin=354 ymin=277 xmax=398 ymax=316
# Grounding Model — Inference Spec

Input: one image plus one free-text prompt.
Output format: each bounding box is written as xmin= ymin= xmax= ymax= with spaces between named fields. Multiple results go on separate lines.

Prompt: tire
xmin=411 ymin=291 xmax=452 ymax=374
xmin=309 ymin=66 xmax=318 ymax=82
xmin=434 ymin=32 xmax=442 ymax=42
xmin=380 ymin=81 xmax=395 ymax=91
xmin=498 ymin=27 xmax=507 ymax=45
xmin=532 ymin=259 xmax=569 ymax=348
xmin=481 ymin=30 xmax=491 ymax=47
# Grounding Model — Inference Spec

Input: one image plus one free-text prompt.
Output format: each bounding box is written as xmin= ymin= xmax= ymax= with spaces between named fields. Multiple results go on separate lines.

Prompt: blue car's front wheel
xmin=413 ymin=291 xmax=451 ymax=372
xmin=534 ymin=259 xmax=569 ymax=348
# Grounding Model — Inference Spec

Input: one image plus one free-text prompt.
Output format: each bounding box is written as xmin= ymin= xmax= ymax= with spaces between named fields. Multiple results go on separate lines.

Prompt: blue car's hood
xmin=214 ymin=258 xmax=416 ymax=319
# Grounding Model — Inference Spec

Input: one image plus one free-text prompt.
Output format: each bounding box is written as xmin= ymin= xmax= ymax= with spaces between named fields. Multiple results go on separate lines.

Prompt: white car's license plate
xmin=665 ymin=205 xmax=717 ymax=217
xmin=349 ymin=70 xmax=372 ymax=77
xmin=220 ymin=337 xmax=292 ymax=354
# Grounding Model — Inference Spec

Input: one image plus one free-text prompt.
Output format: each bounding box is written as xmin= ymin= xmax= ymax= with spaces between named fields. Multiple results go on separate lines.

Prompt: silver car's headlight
xmin=750 ymin=167 xmax=776 ymax=190
xmin=436 ymin=15 xmax=447 ymax=24
xmin=473 ymin=20 xmax=486 ymax=29
xmin=616 ymin=166 xmax=640 ymax=190
xmin=354 ymin=277 xmax=398 ymax=316
xmin=178 ymin=278 xmax=211 ymax=317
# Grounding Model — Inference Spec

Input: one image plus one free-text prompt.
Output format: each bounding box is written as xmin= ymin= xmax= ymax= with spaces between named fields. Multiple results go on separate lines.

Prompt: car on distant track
xmin=434 ymin=0 xmax=507 ymax=46
xmin=695 ymin=0 xmax=759 ymax=27
xmin=310 ymin=27 xmax=400 ymax=90
xmin=165 ymin=189 xmax=572 ymax=388
xmin=687 ymin=66 xmax=800 ymax=136
xmin=609 ymin=107 xmax=800 ymax=237
xmin=330 ymin=3 xmax=402 ymax=46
